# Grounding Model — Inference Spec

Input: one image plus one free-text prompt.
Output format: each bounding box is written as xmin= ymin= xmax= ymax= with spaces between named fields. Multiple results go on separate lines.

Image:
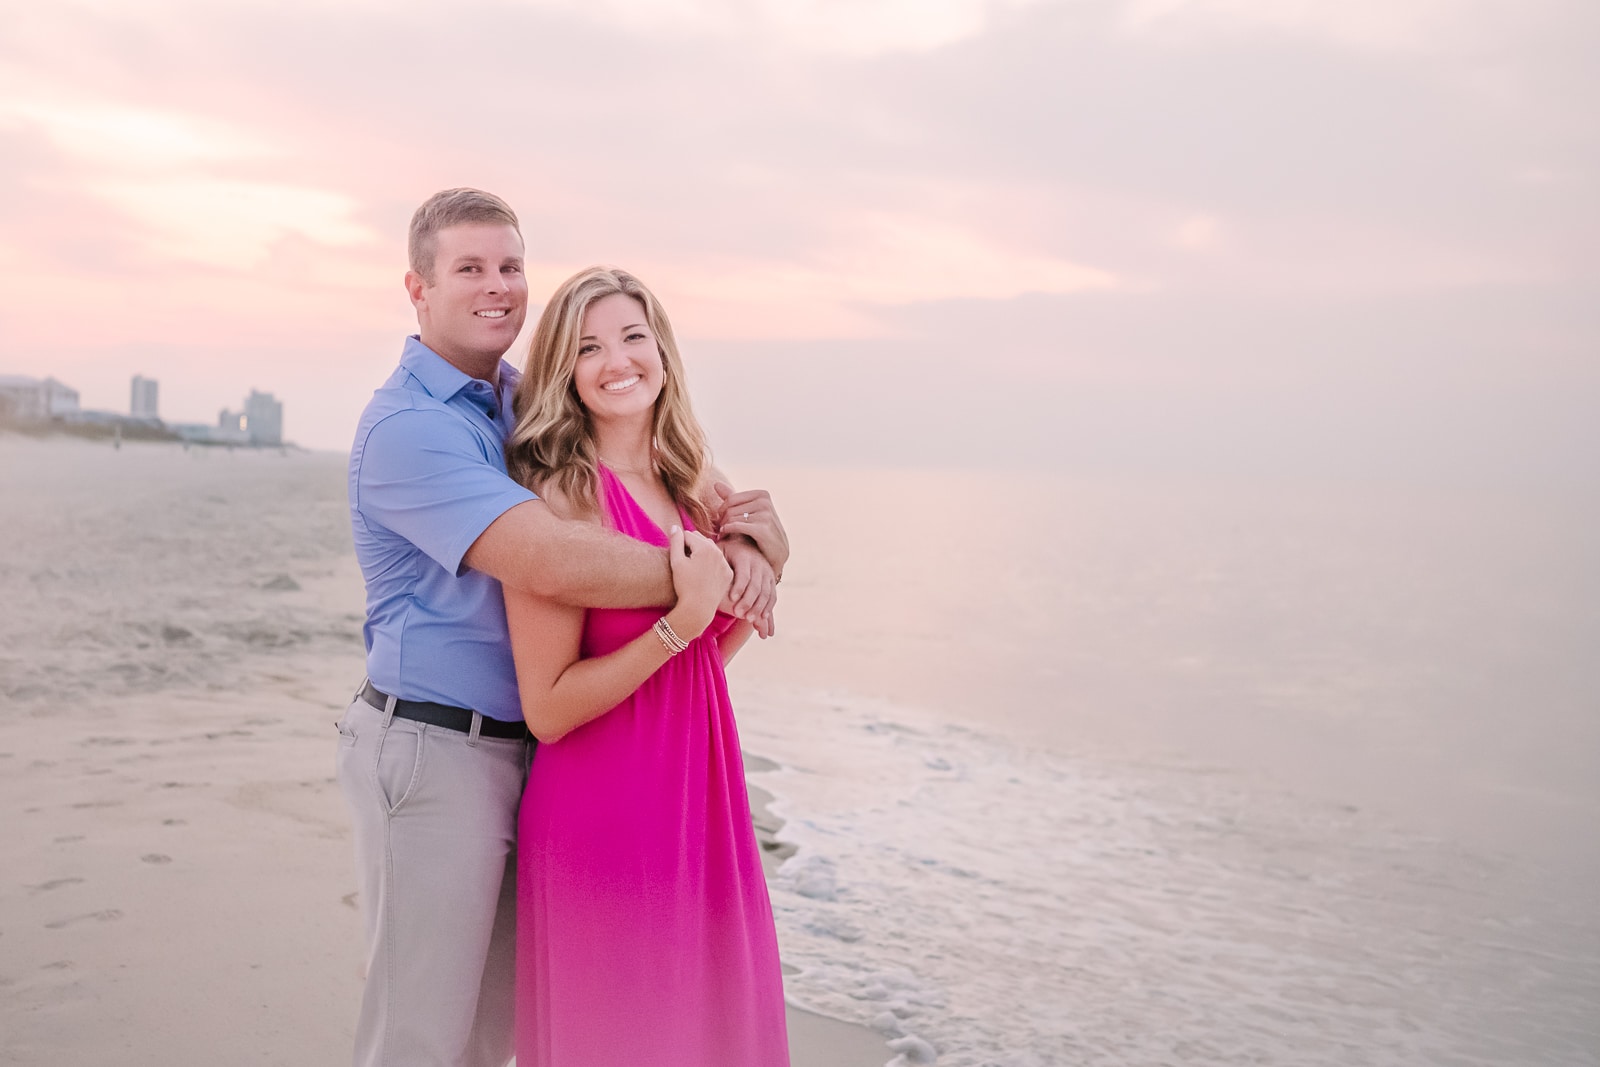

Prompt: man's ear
xmin=404 ymin=270 xmax=428 ymax=311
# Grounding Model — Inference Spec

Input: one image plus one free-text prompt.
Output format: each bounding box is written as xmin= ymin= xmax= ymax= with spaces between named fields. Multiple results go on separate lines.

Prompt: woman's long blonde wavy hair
xmin=506 ymin=267 xmax=714 ymax=533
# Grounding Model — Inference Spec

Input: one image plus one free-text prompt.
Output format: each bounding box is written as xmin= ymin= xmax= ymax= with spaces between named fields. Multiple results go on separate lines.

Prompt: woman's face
xmin=573 ymin=292 xmax=665 ymax=423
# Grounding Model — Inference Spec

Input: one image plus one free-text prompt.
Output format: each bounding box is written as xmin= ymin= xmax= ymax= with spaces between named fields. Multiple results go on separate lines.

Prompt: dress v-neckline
xmin=599 ymin=462 xmax=689 ymax=541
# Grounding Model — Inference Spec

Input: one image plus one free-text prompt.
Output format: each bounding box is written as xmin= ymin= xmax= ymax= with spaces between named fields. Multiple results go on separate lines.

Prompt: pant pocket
xmin=373 ymin=723 xmax=424 ymax=816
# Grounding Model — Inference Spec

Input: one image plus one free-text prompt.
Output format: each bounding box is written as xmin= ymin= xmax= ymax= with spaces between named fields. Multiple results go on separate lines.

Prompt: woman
xmin=503 ymin=267 xmax=791 ymax=1066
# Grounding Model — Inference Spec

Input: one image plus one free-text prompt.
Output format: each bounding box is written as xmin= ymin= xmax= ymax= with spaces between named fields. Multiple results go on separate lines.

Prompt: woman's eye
xmin=626 ymin=332 xmax=647 ymax=342
xmin=578 ymin=344 xmax=598 ymax=356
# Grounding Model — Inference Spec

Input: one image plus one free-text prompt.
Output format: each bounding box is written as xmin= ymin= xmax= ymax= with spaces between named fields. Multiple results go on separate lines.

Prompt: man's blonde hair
xmin=408 ymin=188 xmax=520 ymax=283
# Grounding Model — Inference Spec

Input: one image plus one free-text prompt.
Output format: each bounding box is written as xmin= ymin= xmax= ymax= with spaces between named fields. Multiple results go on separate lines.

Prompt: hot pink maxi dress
xmin=515 ymin=464 xmax=791 ymax=1067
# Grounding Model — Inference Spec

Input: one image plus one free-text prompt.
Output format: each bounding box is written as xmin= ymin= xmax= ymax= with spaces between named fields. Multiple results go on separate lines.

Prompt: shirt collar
xmin=400 ymin=335 xmax=521 ymax=419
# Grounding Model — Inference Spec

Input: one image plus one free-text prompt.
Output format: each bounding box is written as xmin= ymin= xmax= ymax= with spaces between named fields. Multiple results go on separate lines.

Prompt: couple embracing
xmin=337 ymin=188 xmax=793 ymax=1066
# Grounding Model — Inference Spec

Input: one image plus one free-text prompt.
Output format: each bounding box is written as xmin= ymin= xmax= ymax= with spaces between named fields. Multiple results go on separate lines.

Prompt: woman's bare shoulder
xmin=532 ymin=475 xmax=599 ymax=525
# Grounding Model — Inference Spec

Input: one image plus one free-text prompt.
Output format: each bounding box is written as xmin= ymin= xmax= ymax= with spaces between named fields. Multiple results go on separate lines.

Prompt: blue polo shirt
xmin=349 ymin=336 xmax=538 ymax=721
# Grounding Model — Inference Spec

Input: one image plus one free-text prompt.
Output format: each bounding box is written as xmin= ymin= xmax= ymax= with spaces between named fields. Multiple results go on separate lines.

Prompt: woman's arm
xmin=717 ymin=618 xmax=756 ymax=664
xmin=507 ymin=525 xmax=731 ymax=743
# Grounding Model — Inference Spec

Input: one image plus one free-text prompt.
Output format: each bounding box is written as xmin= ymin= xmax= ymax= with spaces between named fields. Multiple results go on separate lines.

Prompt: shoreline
xmin=747 ymin=762 xmax=891 ymax=1066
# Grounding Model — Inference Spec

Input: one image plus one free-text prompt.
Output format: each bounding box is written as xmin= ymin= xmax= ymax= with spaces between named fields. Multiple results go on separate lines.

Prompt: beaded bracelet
xmin=653 ymin=617 xmax=690 ymax=655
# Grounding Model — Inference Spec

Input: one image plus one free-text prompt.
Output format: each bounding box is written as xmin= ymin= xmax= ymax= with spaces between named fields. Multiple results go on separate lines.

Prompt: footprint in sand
xmin=162 ymin=818 xmax=186 ymax=827
xmin=141 ymin=854 xmax=172 ymax=865
xmin=26 ymin=877 xmax=85 ymax=894
xmin=341 ymin=891 xmax=359 ymax=910
xmin=44 ymin=909 xmax=123 ymax=929
xmin=52 ymin=834 xmax=86 ymax=844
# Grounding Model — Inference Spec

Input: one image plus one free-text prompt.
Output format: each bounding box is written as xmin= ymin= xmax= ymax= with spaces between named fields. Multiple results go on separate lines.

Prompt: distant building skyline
xmin=2 ymin=369 xmax=289 ymax=446
xmin=130 ymin=375 xmax=159 ymax=420
xmin=215 ymin=389 xmax=284 ymax=447
xmin=0 ymin=375 xmax=80 ymax=420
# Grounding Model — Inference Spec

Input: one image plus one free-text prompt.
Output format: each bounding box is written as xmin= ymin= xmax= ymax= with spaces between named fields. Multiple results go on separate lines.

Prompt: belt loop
xmin=382 ymin=691 xmax=398 ymax=728
xmin=468 ymin=711 xmax=483 ymax=746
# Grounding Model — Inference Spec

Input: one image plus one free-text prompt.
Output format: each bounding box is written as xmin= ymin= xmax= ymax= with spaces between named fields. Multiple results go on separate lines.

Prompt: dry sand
xmin=0 ymin=670 xmax=888 ymax=1064
xmin=0 ymin=437 xmax=889 ymax=1066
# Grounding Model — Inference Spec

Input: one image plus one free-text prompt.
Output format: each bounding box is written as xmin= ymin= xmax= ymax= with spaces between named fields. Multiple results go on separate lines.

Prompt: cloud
xmin=747 ymin=0 xmax=1046 ymax=56
xmin=1114 ymin=0 xmax=1463 ymax=51
xmin=1172 ymin=214 xmax=1222 ymax=250
xmin=522 ymin=208 xmax=1118 ymax=340
xmin=676 ymin=210 xmax=1116 ymax=335
xmin=0 ymin=98 xmax=271 ymax=170
xmin=0 ymin=0 xmax=1592 ymax=459
xmin=85 ymin=179 xmax=381 ymax=268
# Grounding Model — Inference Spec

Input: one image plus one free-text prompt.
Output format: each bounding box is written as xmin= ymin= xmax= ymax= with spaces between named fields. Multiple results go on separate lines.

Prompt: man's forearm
xmin=464 ymin=500 xmax=674 ymax=608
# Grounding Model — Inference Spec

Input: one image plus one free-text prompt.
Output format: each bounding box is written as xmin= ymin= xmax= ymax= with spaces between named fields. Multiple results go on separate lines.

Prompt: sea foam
xmin=741 ymin=687 xmax=1600 ymax=1067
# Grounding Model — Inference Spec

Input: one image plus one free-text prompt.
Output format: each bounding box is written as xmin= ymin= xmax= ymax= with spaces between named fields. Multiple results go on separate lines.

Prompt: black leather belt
xmin=359 ymin=680 xmax=529 ymax=740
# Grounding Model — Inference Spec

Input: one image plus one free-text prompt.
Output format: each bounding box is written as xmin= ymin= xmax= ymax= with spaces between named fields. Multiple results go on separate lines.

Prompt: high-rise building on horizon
xmin=218 ymin=388 xmax=284 ymax=446
xmin=244 ymin=389 xmax=283 ymax=446
xmin=130 ymin=375 xmax=159 ymax=420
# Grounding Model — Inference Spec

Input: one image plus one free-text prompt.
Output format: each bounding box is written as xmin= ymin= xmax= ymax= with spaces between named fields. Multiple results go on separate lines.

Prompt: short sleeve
xmin=354 ymin=406 xmax=537 ymax=575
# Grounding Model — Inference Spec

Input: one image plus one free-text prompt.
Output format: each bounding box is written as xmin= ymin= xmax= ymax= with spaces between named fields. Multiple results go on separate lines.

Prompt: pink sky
xmin=1 ymin=0 xmax=1593 ymax=475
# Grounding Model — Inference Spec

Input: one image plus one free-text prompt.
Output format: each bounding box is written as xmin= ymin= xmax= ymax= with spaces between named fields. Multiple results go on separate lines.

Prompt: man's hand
xmin=713 ymin=482 xmax=789 ymax=576
xmin=719 ymin=538 xmax=777 ymax=639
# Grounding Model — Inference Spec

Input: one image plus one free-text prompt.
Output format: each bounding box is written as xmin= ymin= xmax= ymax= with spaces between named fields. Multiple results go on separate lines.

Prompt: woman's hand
xmin=713 ymin=482 xmax=789 ymax=576
xmin=666 ymin=526 xmax=733 ymax=640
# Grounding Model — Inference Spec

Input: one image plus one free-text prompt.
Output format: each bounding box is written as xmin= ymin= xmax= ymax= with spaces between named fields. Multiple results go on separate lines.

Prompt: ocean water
xmin=745 ymin=693 xmax=1598 ymax=1065
xmin=5 ymin=439 xmax=1597 ymax=1065
xmin=730 ymin=466 xmax=1600 ymax=1065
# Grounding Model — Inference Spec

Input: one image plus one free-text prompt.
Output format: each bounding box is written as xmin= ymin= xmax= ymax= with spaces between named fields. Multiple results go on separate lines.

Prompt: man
xmin=337 ymin=188 xmax=787 ymax=1067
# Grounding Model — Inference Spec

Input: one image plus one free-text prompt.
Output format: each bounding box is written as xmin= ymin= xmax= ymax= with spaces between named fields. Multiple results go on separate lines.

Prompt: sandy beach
xmin=0 ymin=437 xmax=890 ymax=1066
xmin=0 ymin=673 xmax=889 ymax=1066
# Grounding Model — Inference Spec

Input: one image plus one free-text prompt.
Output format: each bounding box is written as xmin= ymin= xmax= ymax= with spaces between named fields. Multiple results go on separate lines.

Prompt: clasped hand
xmin=666 ymin=526 xmax=734 ymax=639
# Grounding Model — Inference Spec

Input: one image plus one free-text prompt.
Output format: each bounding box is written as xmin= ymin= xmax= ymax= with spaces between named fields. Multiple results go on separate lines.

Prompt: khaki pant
xmin=335 ymin=692 xmax=530 ymax=1067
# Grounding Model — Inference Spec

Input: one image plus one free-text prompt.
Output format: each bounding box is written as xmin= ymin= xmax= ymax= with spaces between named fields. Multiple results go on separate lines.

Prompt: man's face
xmin=406 ymin=223 xmax=528 ymax=372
